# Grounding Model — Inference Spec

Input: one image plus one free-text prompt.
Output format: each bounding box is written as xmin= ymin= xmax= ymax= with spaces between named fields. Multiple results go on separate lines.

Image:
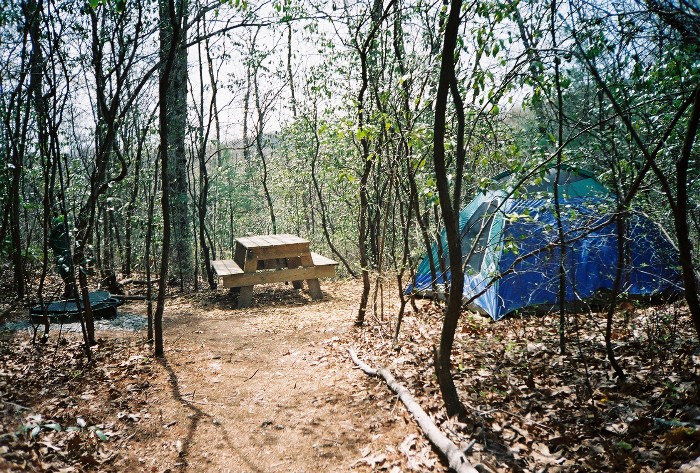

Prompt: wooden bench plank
xmin=220 ymin=265 xmax=330 ymax=288
xmin=211 ymin=259 xmax=243 ymax=276
xmin=212 ymin=253 xmax=337 ymax=281
xmin=310 ymin=252 xmax=338 ymax=267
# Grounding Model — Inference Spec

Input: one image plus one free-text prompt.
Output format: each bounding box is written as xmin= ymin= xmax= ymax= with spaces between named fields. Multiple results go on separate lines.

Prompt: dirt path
xmin=127 ymin=281 xmax=424 ymax=472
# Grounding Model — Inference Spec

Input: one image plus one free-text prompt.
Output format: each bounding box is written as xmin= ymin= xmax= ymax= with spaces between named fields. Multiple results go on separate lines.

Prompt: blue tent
xmin=407 ymin=168 xmax=683 ymax=320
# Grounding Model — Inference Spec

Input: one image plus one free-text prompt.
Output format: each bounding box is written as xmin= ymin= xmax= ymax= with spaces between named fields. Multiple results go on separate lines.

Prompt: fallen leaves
xmin=353 ymin=448 xmax=387 ymax=469
xmin=399 ymin=434 xmax=438 ymax=471
xmin=345 ymin=301 xmax=700 ymax=472
xmin=1 ymin=282 xmax=698 ymax=472
xmin=0 ymin=335 xmax=156 ymax=471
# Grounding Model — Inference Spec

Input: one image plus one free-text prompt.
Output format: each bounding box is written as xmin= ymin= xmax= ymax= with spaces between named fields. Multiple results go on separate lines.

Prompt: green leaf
xmin=43 ymin=422 xmax=62 ymax=432
xmin=616 ymin=441 xmax=633 ymax=451
xmin=94 ymin=429 xmax=108 ymax=441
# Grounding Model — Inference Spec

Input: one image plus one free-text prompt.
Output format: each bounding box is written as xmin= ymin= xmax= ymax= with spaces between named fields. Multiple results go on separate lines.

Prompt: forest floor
xmin=1 ymin=278 xmax=700 ymax=472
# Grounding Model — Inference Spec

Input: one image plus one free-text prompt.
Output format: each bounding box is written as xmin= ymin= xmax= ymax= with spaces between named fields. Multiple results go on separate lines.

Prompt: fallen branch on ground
xmin=2 ymin=400 xmax=29 ymax=411
xmin=349 ymin=348 xmax=479 ymax=473
xmin=111 ymin=294 xmax=149 ymax=301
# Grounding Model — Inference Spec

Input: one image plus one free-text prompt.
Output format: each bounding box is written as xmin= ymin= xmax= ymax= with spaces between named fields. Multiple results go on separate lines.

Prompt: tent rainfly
xmin=407 ymin=167 xmax=683 ymax=320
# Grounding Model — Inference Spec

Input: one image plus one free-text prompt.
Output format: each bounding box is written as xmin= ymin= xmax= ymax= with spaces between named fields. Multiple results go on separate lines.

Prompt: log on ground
xmin=349 ymin=348 xmax=480 ymax=473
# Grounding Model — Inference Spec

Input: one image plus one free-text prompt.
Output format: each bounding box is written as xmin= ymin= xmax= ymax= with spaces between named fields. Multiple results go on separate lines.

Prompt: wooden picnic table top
xmin=235 ymin=234 xmax=311 ymax=265
xmin=235 ymin=234 xmax=309 ymax=249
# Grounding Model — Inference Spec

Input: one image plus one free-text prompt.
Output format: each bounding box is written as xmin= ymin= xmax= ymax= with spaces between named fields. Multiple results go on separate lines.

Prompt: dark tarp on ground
xmin=30 ymin=290 xmax=123 ymax=321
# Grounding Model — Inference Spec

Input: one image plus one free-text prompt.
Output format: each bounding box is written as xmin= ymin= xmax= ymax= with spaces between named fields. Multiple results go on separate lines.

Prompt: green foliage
xmin=1 ymin=0 xmax=697 ymax=299
xmin=616 ymin=441 xmax=633 ymax=451
xmin=18 ymin=415 xmax=108 ymax=442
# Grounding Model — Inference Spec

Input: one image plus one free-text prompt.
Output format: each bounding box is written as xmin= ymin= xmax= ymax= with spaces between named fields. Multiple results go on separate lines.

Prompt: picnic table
xmin=211 ymin=234 xmax=338 ymax=308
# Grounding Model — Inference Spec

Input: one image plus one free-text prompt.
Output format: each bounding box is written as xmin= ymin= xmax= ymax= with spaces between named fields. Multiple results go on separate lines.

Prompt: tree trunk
xmin=604 ymin=212 xmax=626 ymax=380
xmin=155 ymin=0 xmax=185 ymax=356
xmin=145 ymin=156 xmax=159 ymax=343
xmin=673 ymin=87 xmax=700 ymax=337
xmin=6 ymin=10 xmax=31 ymax=301
xmin=287 ymin=23 xmax=297 ymax=118
xmin=355 ymin=0 xmax=390 ymax=326
xmin=550 ymin=0 xmax=567 ymax=355
xmin=124 ymin=115 xmax=153 ymax=276
xmin=164 ymin=0 xmax=191 ymax=291
xmin=26 ymin=0 xmax=52 ymax=338
xmin=433 ymin=0 xmax=466 ymax=420
xmin=198 ymin=26 xmax=217 ymax=290
xmin=306 ymin=112 xmax=357 ymax=277
xmin=254 ymin=71 xmax=277 ymax=234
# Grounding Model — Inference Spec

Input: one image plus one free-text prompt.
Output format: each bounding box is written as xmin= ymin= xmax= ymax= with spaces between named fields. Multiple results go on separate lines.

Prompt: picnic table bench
xmin=211 ymin=234 xmax=338 ymax=308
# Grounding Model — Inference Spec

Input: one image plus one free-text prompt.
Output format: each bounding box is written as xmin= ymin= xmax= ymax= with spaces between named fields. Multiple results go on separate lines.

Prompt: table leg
xmin=299 ymin=254 xmax=322 ymax=299
xmin=286 ymin=256 xmax=304 ymax=289
xmin=238 ymin=252 xmax=257 ymax=308
xmin=238 ymin=286 xmax=253 ymax=308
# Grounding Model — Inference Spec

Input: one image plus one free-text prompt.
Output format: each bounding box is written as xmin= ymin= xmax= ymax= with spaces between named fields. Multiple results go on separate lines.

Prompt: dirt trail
xmin=131 ymin=281 xmax=421 ymax=472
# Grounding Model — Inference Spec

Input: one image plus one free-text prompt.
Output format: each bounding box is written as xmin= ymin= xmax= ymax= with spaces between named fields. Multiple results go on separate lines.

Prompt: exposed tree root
xmin=349 ymin=348 xmax=479 ymax=473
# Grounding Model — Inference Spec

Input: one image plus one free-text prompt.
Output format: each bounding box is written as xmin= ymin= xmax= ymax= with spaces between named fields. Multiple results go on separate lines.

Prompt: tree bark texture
xmin=155 ymin=0 xmax=185 ymax=356
xmin=673 ymin=87 xmax=700 ymax=337
xmin=162 ymin=0 xmax=191 ymax=290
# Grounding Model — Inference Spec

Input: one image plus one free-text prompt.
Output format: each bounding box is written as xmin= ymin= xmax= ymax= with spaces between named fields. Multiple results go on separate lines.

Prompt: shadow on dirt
xmin=202 ymin=282 xmax=332 ymax=311
xmin=158 ymin=357 xmax=264 ymax=472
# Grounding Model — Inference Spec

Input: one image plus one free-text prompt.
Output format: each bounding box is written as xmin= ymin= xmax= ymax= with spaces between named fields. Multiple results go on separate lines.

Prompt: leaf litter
xmin=0 ymin=334 xmax=156 ymax=471
xmin=345 ymin=298 xmax=700 ymax=472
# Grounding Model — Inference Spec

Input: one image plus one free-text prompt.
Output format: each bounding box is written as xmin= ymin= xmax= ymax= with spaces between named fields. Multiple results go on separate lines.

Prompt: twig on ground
xmin=463 ymin=401 xmax=554 ymax=433
xmin=245 ymin=368 xmax=259 ymax=381
xmin=2 ymin=400 xmax=29 ymax=411
xmin=464 ymin=438 xmax=478 ymax=453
